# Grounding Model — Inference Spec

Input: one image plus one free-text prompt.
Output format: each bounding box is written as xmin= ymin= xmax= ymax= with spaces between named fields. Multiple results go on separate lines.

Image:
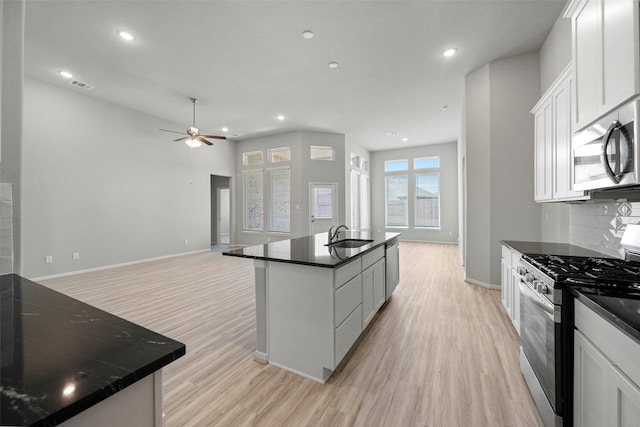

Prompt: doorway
xmin=309 ymin=183 xmax=338 ymax=235
xmin=211 ymin=175 xmax=231 ymax=248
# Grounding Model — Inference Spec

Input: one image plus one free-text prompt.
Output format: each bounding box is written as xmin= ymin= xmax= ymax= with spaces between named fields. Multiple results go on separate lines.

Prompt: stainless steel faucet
xmin=328 ymin=224 xmax=349 ymax=242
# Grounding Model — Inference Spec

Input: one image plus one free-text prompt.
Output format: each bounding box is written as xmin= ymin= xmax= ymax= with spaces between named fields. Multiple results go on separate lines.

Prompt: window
xmin=269 ymin=147 xmax=291 ymax=163
xmin=360 ymin=174 xmax=370 ymax=229
xmin=415 ymin=173 xmax=440 ymax=227
xmin=350 ymin=153 xmax=360 ymax=168
xmin=385 ymin=175 xmax=408 ymax=227
xmin=351 ymin=170 xmax=360 ymax=230
xmin=269 ymin=168 xmax=290 ymax=232
xmin=311 ymin=186 xmax=334 ymax=218
xmin=415 ymin=157 xmax=440 ymax=169
xmin=385 ymin=159 xmax=408 ymax=172
xmin=243 ymin=151 xmax=264 ymax=166
xmin=244 ymin=170 xmax=264 ymax=231
xmin=311 ymin=146 xmax=334 ymax=161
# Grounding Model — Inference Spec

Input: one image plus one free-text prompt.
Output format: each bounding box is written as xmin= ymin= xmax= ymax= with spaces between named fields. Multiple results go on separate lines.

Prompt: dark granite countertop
xmin=570 ymin=287 xmax=640 ymax=345
xmin=501 ymin=240 xmax=610 ymax=258
xmin=223 ymin=232 xmax=401 ymax=268
xmin=0 ymin=274 xmax=185 ymax=426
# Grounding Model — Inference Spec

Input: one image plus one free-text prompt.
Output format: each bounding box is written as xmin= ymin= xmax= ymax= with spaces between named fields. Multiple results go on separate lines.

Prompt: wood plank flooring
xmin=42 ymin=242 xmax=542 ymax=426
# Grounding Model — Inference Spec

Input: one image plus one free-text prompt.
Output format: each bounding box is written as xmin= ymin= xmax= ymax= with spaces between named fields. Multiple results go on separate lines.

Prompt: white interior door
xmin=309 ymin=183 xmax=337 ymax=235
xmin=217 ymin=188 xmax=230 ymax=244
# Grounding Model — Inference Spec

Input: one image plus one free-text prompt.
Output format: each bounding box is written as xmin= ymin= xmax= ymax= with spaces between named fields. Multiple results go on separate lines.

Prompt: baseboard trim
xmin=399 ymin=238 xmax=458 ymax=245
xmin=464 ymin=276 xmax=501 ymax=290
xmin=31 ymin=249 xmax=211 ymax=282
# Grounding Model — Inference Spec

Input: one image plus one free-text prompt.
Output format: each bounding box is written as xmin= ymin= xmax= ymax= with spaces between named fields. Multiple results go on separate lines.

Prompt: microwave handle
xmin=602 ymin=120 xmax=622 ymax=184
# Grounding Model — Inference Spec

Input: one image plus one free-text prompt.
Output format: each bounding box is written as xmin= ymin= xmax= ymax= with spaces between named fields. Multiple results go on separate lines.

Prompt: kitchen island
xmin=0 ymin=274 xmax=185 ymax=426
xmin=223 ymin=231 xmax=400 ymax=382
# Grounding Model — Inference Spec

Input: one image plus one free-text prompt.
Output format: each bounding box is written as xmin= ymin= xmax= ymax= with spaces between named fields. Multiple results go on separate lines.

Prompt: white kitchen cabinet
xmin=567 ymin=0 xmax=640 ymax=131
xmin=500 ymin=244 xmax=520 ymax=334
xmin=362 ymin=256 xmax=385 ymax=328
xmin=574 ymin=299 xmax=640 ymax=427
xmin=531 ymin=65 xmax=588 ymax=202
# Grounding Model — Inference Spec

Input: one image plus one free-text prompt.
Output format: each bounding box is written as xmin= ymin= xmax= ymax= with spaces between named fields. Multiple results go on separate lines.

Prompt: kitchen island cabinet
xmin=0 ymin=274 xmax=185 ymax=426
xmin=224 ymin=232 xmax=400 ymax=383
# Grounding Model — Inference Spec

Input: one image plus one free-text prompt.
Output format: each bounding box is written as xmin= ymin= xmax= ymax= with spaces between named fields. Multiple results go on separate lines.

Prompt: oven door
xmin=520 ymin=278 xmax=558 ymax=412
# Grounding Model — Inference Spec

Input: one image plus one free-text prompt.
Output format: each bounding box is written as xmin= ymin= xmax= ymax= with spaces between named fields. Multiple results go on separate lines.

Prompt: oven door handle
xmin=602 ymin=120 xmax=623 ymax=183
xmin=519 ymin=280 xmax=554 ymax=318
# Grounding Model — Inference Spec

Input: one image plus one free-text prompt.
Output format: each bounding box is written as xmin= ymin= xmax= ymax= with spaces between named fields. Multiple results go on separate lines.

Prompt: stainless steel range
xmin=518 ymin=227 xmax=640 ymax=427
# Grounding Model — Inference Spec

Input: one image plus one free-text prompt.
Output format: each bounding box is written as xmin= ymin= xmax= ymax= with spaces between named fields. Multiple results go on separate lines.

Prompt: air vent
xmin=68 ymin=79 xmax=94 ymax=90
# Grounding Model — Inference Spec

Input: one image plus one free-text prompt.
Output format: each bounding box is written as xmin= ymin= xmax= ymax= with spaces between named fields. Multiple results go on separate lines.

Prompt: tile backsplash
xmin=570 ymin=202 xmax=640 ymax=258
xmin=0 ymin=182 xmax=13 ymax=274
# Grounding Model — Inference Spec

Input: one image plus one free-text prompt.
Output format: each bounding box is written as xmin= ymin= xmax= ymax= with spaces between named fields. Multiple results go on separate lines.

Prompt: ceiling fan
xmin=159 ymin=98 xmax=226 ymax=148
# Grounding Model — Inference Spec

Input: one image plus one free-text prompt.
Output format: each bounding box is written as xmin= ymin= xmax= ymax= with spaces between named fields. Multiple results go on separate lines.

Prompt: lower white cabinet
xmin=574 ymin=299 xmax=640 ymax=427
xmin=362 ymin=257 xmax=385 ymax=328
xmin=500 ymin=244 xmax=521 ymax=335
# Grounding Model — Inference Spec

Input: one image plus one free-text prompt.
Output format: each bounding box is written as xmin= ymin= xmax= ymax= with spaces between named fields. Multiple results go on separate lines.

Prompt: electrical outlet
xmin=184 ymin=239 xmax=189 ymax=245
xmin=73 ymin=252 xmax=80 ymax=260
xmin=45 ymin=256 xmax=53 ymax=264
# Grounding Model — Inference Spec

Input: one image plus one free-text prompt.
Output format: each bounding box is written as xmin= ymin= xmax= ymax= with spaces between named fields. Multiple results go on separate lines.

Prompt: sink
xmin=325 ymin=239 xmax=374 ymax=248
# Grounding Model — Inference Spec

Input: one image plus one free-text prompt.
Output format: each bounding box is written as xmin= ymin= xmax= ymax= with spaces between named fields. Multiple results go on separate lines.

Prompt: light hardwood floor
xmin=42 ymin=242 xmax=542 ymax=426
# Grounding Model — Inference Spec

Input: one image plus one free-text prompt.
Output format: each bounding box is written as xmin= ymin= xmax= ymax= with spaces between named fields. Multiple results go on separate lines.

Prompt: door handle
xmin=602 ymin=120 xmax=623 ymax=183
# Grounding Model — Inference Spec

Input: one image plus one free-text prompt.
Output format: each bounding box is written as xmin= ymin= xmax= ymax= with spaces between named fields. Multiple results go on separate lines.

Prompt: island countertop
xmin=0 ymin=274 xmax=185 ymax=426
xmin=223 ymin=231 xmax=401 ymax=268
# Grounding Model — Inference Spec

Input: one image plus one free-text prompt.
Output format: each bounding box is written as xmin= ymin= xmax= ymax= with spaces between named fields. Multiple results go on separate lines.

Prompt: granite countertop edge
xmin=500 ymin=240 xmax=612 ymax=258
xmin=569 ymin=288 xmax=640 ymax=345
xmin=224 ymin=233 xmax=401 ymax=268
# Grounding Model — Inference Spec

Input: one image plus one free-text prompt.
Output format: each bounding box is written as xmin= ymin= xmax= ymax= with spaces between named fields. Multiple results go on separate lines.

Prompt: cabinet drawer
xmin=335 ymin=275 xmax=362 ymax=326
xmin=334 ymin=258 xmax=362 ymax=289
xmin=362 ymin=246 xmax=384 ymax=270
xmin=335 ymin=304 xmax=362 ymax=366
xmin=501 ymin=245 xmax=512 ymax=261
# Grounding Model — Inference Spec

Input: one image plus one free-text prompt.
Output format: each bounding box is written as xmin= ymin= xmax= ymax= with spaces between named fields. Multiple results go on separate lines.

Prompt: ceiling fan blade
xmin=159 ymin=128 xmax=186 ymax=135
xmin=173 ymin=137 xmax=189 ymax=142
xmin=199 ymin=134 xmax=227 ymax=140
xmin=196 ymin=136 xmax=214 ymax=146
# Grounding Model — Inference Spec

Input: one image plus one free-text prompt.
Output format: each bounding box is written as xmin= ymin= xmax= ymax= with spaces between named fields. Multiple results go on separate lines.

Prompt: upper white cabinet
xmin=532 ymin=65 xmax=588 ymax=202
xmin=566 ymin=0 xmax=640 ymax=131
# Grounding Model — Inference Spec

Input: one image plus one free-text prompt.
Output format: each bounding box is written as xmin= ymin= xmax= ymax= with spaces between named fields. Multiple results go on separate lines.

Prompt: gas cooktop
xmin=522 ymin=253 xmax=640 ymax=299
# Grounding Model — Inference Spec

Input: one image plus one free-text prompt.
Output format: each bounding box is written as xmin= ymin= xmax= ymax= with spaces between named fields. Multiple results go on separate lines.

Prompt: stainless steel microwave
xmin=572 ymin=98 xmax=639 ymax=191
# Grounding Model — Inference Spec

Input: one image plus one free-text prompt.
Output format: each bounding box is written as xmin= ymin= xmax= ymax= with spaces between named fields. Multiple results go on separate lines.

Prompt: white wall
xmin=464 ymin=52 xmax=542 ymax=287
xmin=234 ymin=130 xmax=346 ymax=246
xmin=370 ymin=142 xmax=458 ymax=243
xmin=22 ymin=78 xmax=236 ymax=278
xmin=1 ymin=0 xmax=24 ymax=274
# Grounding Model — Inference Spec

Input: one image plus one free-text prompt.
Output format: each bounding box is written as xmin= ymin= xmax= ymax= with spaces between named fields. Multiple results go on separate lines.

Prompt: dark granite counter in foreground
xmin=223 ymin=231 xmax=401 ymax=268
xmin=0 ymin=274 xmax=185 ymax=426
xmin=570 ymin=288 xmax=640 ymax=345
xmin=501 ymin=240 xmax=610 ymax=258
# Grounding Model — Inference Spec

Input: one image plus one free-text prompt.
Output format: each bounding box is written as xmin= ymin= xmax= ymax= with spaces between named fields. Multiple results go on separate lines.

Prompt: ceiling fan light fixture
xmin=185 ymin=138 xmax=202 ymax=148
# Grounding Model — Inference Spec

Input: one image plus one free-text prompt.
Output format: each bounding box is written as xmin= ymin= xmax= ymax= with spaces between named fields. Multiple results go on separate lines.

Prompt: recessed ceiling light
xmin=117 ymin=30 xmax=135 ymax=41
xmin=328 ymin=62 xmax=339 ymax=69
xmin=221 ymin=127 xmax=229 ymax=132
xmin=58 ymin=70 xmax=73 ymax=79
xmin=402 ymin=137 xmax=408 ymax=142
xmin=277 ymin=115 xmax=285 ymax=121
xmin=442 ymin=48 xmax=457 ymax=57
xmin=302 ymin=30 xmax=314 ymax=39
xmin=441 ymin=105 xmax=449 ymax=111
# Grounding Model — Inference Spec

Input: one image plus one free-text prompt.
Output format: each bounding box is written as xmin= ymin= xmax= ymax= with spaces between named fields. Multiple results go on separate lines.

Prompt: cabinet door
xmin=574 ymin=330 xmax=611 ymax=427
xmin=373 ymin=258 xmax=386 ymax=311
xmin=534 ymin=102 xmax=553 ymax=201
xmin=609 ymin=366 xmax=640 ymax=427
xmin=602 ymin=0 xmax=638 ymax=114
xmin=362 ymin=266 xmax=375 ymax=328
xmin=553 ymin=75 xmax=574 ymax=199
xmin=573 ymin=0 xmax=601 ymax=130
xmin=501 ymin=258 xmax=511 ymax=317
xmin=510 ymin=266 xmax=520 ymax=335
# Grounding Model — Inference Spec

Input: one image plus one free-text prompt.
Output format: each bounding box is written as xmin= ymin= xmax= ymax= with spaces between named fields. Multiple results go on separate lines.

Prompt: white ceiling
xmin=23 ymin=0 xmax=566 ymax=151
